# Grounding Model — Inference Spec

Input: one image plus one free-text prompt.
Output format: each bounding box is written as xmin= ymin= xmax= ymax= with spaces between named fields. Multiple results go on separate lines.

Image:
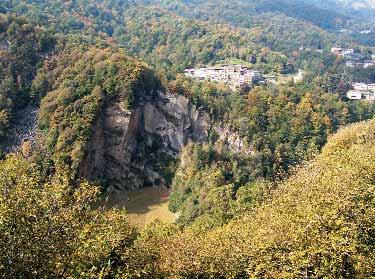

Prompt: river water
xmin=102 ymin=187 xmax=176 ymax=229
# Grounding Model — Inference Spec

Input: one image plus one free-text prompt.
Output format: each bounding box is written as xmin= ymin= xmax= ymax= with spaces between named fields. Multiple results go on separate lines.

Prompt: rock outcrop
xmin=214 ymin=125 xmax=254 ymax=155
xmin=80 ymin=90 xmax=210 ymax=190
xmin=0 ymin=105 xmax=38 ymax=154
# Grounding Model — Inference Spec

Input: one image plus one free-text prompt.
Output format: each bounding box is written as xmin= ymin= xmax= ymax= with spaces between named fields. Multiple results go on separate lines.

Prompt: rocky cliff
xmin=80 ymin=90 xmax=210 ymax=190
xmin=0 ymin=105 xmax=38 ymax=154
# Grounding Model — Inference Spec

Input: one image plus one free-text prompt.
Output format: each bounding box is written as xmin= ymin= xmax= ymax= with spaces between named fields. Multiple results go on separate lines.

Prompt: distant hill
xmin=307 ymin=0 xmax=375 ymax=22
xmin=150 ymin=0 xmax=375 ymax=45
xmin=339 ymin=0 xmax=375 ymax=9
xmin=155 ymin=0 xmax=352 ymax=30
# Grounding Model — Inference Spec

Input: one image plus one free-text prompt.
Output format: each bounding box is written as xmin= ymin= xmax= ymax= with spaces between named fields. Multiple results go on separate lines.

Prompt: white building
xmin=184 ymin=69 xmax=195 ymax=77
xmin=346 ymin=60 xmax=375 ymax=69
xmin=346 ymin=61 xmax=355 ymax=68
xmin=360 ymin=30 xmax=371 ymax=34
xmin=264 ymin=74 xmax=276 ymax=84
xmin=346 ymin=90 xmax=363 ymax=100
xmin=367 ymin=84 xmax=375 ymax=91
xmin=348 ymin=83 xmax=375 ymax=102
xmin=353 ymin=82 xmax=368 ymax=91
xmin=364 ymin=60 xmax=375 ymax=68
xmin=342 ymin=48 xmax=354 ymax=57
xmin=195 ymin=68 xmax=209 ymax=80
xmin=184 ymin=65 xmax=264 ymax=89
xmin=331 ymin=47 xmax=342 ymax=54
xmin=363 ymin=91 xmax=375 ymax=101
xmin=331 ymin=47 xmax=354 ymax=57
xmin=206 ymin=67 xmax=225 ymax=82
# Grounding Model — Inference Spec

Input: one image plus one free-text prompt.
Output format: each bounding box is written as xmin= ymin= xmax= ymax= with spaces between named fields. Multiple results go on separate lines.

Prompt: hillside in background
xmin=338 ymin=0 xmax=375 ymax=10
xmin=0 ymin=0 xmax=369 ymax=50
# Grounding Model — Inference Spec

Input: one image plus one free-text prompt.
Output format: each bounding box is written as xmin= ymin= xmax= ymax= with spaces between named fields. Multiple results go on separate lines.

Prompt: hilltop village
xmin=184 ymin=45 xmax=375 ymax=103
xmin=184 ymin=65 xmax=274 ymax=90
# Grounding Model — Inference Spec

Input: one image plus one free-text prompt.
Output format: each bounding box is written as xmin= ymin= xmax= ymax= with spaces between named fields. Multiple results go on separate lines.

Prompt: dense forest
xmin=1 ymin=117 xmax=374 ymax=277
xmin=167 ymin=80 xmax=375 ymax=225
xmin=0 ymin=0 xmax=375 ymax=277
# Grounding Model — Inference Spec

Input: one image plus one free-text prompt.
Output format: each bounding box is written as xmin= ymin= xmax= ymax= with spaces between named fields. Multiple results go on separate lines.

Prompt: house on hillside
xmin=367 ymin=84 xmax=375 ymax=91
xmin=184 ymin=69 xmax=195 ymax=77
xmin=264 ymin=74 xmax=276 ymax=84
xmin=364 ymin=60 xmax=375 ymax=68
xmin=353 ymin=82 xmax=368 ymax=91
xmin=363 ymin=91 xmax=375 ymax=101
xmin=331 ymin=46 xmax=354 ymax=57
xmin=184 ymin=64 xmax=265 ymax=89
xmin=346 ymin=90 xmax=363 ymax=100
xmin=348 ymin=82 xmax=375 ymax=101
xmin=346 ymin=60 xmax=356 ymax=68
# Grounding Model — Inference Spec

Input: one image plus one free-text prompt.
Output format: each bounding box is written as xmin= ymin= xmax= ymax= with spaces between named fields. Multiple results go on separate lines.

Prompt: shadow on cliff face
xmin=0 ymin=105 xmax=38 ymax=154
xmin=80 ymin=90 xmax=210 ymax=191
xmin=101 ymin=187 xmax=176 ymax=229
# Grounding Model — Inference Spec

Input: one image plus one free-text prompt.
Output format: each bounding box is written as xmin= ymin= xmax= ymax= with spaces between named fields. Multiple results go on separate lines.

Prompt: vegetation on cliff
xmin=36 ymin=47 xmax=159 ymax=178
xmin=167 ymin=78 xmax=375 ymax=225
xmin=0 ymin=14 xmax=55 ymax=142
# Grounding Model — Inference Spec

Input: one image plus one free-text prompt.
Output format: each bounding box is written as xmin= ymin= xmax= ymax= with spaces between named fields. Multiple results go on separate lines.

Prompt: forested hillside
xmin=115 ymin=7 xmax=287 ymax=76
xmin=167 ymin=80 xmax=375 ymax=225
xmin=154 ymin=118 xmax=375 ymax=278
xmin=0 ymin=0 xmax=360 ymax=53
xmin=3 ymin=0 xmax=374 ymax=81
xmin=1 ymin=0 xmax=374 ymax=210
xmin=36 ymin=47 xmax=159 ymax=179
xmin=1 ymin=115 xmax=374 ymax=277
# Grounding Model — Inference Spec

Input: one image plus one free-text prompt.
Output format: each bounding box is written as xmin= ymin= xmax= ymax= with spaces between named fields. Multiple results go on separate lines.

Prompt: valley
xmin=0 ymin=0 xmax=375 ymax=278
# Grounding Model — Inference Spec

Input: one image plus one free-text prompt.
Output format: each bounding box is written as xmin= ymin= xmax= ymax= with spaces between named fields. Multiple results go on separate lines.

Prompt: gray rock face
xmin=80 ymin=91 xmax=210 ymax=190
xmin=0 ymin=105 xmax=38 ymax=154
xmin=0 ymin=40 xmax=10 ymax=51
xmin=214 ymin=125 xmax=254 ymax=155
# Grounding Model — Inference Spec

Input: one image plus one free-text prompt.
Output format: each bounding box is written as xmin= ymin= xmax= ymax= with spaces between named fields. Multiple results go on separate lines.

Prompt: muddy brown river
xmin=101 ymin=187 xmax=176 ymax=229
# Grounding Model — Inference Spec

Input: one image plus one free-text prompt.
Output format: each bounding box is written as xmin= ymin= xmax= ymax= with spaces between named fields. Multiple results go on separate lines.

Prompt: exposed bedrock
xmin=80 ymin=91 xmax=210 ymax=190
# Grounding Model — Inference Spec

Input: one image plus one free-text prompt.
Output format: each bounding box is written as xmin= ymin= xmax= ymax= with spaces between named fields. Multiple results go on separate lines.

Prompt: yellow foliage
xmin=0 ymin=155 xmax=137 ymax=278
xmin=156 ymin=119 xmax=375 ymax=278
